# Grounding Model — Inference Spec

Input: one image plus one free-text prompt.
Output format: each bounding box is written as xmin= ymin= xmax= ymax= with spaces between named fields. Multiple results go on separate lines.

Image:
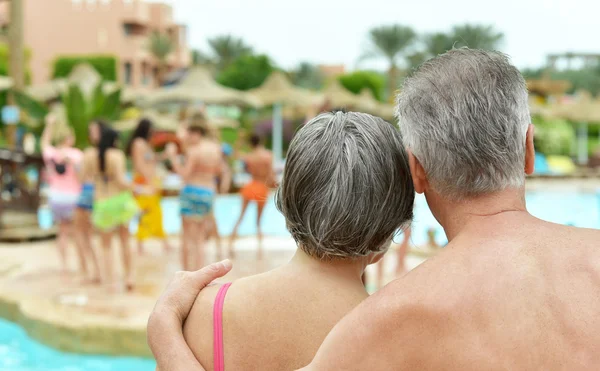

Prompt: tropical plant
xmin=338 ymin=71 xmax=386 ymax=102
xmin=450 ymin=24 xmax=504 ymax=50
xmin=291 ymin=62 xmax=324 ymax=89
xmin=532 ymin=116 xmax=575 ymax=156
xmin=208 ymin=35 xmax=253 ymax=71
xmin=14 ymin=83 xmax=121 ymax=149
xmin=148 ymin=31 xmax=174 ymax=85
xmin=217 ymin=54 xmax=275 ymax=91
xmin=62 ymin=83 xmax=121 ymax=148
xmin=361 ymin=25 xmax=417 ymax=98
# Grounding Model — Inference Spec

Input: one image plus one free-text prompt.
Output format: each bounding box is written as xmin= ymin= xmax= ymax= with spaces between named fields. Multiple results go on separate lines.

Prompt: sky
xmin=165 ymin=0 xmax=599 ymax=71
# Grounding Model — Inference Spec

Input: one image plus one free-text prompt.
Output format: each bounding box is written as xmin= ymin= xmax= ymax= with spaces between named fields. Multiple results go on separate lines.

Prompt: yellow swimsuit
xmin=133 ymin=174 xmax=167 ymax=240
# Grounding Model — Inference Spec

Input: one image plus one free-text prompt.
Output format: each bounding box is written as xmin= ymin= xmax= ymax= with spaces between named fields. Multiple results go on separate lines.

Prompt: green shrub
xmin=0 ymin=43 xmax=32 ymax=83
xmin=217 ymin=55 xmax=274 ymax=91
xmin=338 ymin=71 xmax=385 ymax=102
xmin=53 ymin=55 xmax=118 ymax=81
xmin=532 ymin=116 xmax=575 ymax=156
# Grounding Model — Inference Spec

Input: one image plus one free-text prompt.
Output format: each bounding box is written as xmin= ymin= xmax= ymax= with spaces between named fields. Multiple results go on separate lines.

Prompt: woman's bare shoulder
xmin=183 ymin=283 xmax=227 ymax=369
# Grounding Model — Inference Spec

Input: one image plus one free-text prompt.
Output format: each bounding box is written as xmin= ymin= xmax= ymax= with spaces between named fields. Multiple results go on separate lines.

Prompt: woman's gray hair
xmin=275 ymin=111 xmax=414 ymax=260
xmin=396 ymin=48 xmax=530 ymax=199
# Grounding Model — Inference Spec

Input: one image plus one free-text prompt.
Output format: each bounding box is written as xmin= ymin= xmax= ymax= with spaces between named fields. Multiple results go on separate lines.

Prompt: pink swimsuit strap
xmin=213 ymin=282 xmax=232 ymax=371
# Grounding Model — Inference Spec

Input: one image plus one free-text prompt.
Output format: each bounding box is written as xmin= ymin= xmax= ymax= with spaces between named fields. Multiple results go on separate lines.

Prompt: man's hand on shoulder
xmin=147 ymin=260 xmax=232 ymax=371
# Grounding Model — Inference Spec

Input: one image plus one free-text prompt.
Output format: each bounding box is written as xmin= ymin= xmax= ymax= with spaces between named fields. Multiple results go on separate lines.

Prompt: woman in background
xmin=126 ymin=118 xmax=170 ymax=255
xmin=41 ymin=114 xmax=85 ymax=276
xmin=85 ymin=127 xmax=138 ymax=291
xmin=73 ymin=119 xmax=105 ymax=283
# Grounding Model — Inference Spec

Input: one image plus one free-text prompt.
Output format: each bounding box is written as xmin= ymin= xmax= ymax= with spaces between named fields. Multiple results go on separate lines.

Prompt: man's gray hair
xmin=276 ymin=111 xmax=414 ymax=260
xmin=396 ymin=48 xmax=530 ymax=199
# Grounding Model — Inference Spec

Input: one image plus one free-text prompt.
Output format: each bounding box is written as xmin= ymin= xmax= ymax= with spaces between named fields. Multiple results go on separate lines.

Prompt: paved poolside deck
xmin=0 ymin=236 xmax=428 ymax=357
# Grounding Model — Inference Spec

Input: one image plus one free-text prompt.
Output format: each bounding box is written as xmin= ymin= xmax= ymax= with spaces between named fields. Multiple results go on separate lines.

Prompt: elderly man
xmin=148 ymin=49 xmax=600 ymax=370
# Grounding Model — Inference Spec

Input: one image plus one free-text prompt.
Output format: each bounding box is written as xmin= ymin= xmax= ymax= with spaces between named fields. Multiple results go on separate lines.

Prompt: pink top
xmin=213 ymin=282 xmax=232 ymax=371
xmin=42 ymin=146 xmax=83 ymax=194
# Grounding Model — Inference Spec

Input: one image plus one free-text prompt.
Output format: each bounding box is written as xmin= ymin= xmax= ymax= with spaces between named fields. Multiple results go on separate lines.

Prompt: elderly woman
xmin=170 ymin=111 xmax=414 ymax=371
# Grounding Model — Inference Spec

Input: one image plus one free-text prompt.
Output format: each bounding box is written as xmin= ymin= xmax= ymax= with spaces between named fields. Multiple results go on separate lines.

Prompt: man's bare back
xmin=306 ymin=213 xmax=600 ymax=370
xmin=182 ymin=139 xmax=223 ymax=189
xmin=243 ymin=147 xmax=274 ymax=186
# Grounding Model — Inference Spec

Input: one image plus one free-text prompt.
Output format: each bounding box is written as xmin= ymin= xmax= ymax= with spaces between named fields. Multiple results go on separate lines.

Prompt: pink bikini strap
xmin=213 ymin=282 xmax=232 ymax=371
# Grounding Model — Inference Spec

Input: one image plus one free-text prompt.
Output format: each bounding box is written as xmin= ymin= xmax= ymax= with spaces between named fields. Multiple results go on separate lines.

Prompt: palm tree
xmin=207 ymin=35 xmax=253 ymax=71
xmin=292 ymin=62 xmax=324 ymax=89
xmin=362 ymin=25 xmax=417 ymax=98
xmin=424 ymin=32 xmax=456 ymax=58
xmin=148 ymin=31 xmax=174 ymax=85
xmin=451 ymin=24 xmax=504 ymax=50
xmin=191 ymin=49 xmax=213 ymax=66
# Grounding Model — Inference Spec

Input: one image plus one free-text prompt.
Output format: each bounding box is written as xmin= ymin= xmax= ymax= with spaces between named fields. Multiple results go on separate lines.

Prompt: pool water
xmin=0 ymin=319 xmax=155 ymax=371
xmin=39 ymin=191 xmax=600 ymax=247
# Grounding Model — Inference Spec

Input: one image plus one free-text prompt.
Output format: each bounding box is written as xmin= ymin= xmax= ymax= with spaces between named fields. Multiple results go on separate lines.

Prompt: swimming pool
xmin=39 ymin=190 xmax=600 ymax=247
xmin=0 ymin=318 xmax=155 ymax=371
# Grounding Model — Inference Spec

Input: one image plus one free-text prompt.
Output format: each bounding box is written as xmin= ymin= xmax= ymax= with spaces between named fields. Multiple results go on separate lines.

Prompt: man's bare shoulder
xmin=307 ymin=274 xmax=457 ymax=370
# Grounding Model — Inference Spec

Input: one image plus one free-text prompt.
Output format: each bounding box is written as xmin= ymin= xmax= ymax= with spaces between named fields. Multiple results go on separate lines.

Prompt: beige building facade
xmin=0 ymin=0 xmax=190 ymax=87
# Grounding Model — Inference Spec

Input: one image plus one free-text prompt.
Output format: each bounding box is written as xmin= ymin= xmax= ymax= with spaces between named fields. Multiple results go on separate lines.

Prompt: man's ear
xmin=408 ymin=150 xmax=428 ymax=194
xmin=525 ymin=124 xmax=535 ymax=175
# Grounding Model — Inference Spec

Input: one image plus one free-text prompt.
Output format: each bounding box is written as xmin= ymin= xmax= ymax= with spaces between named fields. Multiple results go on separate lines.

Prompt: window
xmin=124 ymin=62 xmax=133 ymax=85
xmin=141 ymin=63 xmax=150 ymax=86
xmin=123 ymin=23 xmax=133 ymax=36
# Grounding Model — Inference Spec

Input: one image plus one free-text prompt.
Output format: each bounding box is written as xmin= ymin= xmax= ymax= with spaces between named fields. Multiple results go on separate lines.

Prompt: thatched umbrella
xmin=112 ymin=109 xmax=239 ymax=132
xmin=356 ymin=89 xmax=380 ymax=115
xmin=249 ymin=71 xmax=324 ymax=163
xmin=322 ymin=80 xmax=360 ymax=109
xmin=146 ymin=66 xmax=260 ymax=107
xmin=528 ymin=96 xmax=551 ymax=116
xmin=544 ymin=91 xmax=600 ymax=164
xmin=25 ymin=63 xmax=104 ymax=101
xmin=526 ymin=78 xmax=571 ymax=98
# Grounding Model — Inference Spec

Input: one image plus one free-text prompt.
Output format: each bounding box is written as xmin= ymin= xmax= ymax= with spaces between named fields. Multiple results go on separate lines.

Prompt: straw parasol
xmin=25 ymin=63 xmax=105 ymax=101
xmin=248 ymin=71 xmax=324 ymax=107
xmin=248 ymin=71 xmax=324 ymax=164
xmin=112 ymin=110 xmax=239 ymax=132
xmin=322 ymin=80 xmax=360 ymax=109
xmin=356 ymin=88 xmax=380 ymax=115
xmin=526 ymin=78 xmax=571 ymax=97
xmin=146 ymin=66 xmax=260 ymax=107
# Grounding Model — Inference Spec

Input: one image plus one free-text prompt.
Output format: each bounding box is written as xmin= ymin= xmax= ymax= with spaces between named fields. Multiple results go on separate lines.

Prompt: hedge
xmin=338 ymin=71 xmax=385 ymax=102
xmin=52 ymin=55 xmax=118 ymax=81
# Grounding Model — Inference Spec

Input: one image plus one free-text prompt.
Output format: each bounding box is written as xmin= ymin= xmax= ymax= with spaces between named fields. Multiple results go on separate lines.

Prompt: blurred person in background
xmin=86 ymin=127 xmax=138 ymax=291
xmin=41 ymin=113 xmax=85 ymax=277
xmin=73 ymin=119 xmax=106 ymax=284
xmin=168 ymin=113 xmax=230 ymax=270
xmin=126 ymin=118 xmax=171 ymax=255
xmin=228 ymin=133 xmax=276 ymax=260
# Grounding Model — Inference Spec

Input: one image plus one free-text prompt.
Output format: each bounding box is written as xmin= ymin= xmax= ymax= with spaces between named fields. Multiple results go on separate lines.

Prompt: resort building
xmin=0 ymin=0 xmax=191 ymax=87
